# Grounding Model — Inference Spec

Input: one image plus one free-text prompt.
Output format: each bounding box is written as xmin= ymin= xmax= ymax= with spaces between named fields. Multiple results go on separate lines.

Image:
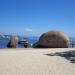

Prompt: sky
xmin=0 ymin=0 xmax=75 ymax=36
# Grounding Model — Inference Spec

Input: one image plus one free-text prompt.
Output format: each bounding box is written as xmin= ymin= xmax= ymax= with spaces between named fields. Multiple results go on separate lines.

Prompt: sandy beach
xmin=0 ymin=48 xmax=75 ymax=75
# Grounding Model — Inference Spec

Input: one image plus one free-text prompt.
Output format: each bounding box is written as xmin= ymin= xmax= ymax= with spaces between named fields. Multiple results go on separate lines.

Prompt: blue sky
xmin=0 ymin=0 xmax=75 ymax=36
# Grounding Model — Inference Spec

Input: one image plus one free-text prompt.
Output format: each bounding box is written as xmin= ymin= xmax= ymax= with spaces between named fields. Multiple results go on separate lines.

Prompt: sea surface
xmin=0 ymin=37 xmax=75 ymax=48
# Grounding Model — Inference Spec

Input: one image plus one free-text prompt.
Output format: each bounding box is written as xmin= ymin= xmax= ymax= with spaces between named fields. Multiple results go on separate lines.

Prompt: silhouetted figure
xmin=7 ymin=41 xmax=13 ymax=48
xmin=71 ymin=42 xmax=75 ymax=48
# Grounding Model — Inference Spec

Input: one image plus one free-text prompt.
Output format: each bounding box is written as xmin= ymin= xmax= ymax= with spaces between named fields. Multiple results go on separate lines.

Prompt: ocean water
xmin=0 ymin=37 xmax=74 ymax=48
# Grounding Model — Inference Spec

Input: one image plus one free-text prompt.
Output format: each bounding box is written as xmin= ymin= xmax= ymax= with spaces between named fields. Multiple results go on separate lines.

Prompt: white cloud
xmin=25 ymin=28 xmax=33 ymax=32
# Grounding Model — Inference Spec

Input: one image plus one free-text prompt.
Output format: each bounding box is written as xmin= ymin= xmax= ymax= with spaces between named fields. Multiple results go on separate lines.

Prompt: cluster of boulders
xmin=7 ymin=37 xmax=30 ymax=48
xmin=7 ymin=30 xmax=70 ymax=48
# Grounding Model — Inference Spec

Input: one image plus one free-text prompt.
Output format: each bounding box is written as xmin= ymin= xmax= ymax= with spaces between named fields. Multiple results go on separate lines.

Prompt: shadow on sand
xmin=45 ymin=50 xmax=75 ymax=63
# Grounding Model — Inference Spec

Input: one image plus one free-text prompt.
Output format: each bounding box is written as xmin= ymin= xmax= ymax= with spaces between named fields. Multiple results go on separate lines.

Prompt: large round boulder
xmin=33 ymin=31 xmax=70 ymax=48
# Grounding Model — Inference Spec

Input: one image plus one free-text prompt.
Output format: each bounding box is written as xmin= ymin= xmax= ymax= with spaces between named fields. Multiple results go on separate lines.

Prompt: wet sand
xmin=0 ymin=48 xmax=75 ymax=75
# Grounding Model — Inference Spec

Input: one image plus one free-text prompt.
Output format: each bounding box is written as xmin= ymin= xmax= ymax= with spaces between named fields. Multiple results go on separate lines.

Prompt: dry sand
xmin=0 ymin=48 xmax=75 ymax=75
